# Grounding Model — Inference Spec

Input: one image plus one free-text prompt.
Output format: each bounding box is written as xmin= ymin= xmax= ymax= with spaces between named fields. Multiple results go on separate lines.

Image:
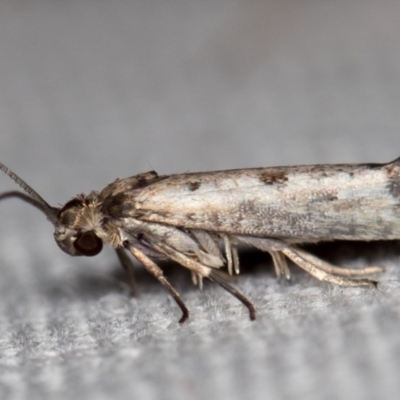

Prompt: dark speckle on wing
xmin=187 ymin=181 xmax=201 ymax=191
xmin=259 ymin=171 xmax=288 ymax=185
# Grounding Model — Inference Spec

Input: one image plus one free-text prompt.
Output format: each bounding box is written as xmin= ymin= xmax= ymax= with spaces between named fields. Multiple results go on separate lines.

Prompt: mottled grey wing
xmin=127 ymin=160 xmax=400 ymax=242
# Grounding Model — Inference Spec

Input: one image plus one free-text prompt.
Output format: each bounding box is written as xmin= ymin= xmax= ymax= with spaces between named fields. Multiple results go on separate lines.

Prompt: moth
xmin=1 ymin=157 xmax=398 ymax=322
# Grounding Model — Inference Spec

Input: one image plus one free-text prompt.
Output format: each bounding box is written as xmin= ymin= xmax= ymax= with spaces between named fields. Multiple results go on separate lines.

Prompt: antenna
xmin=0 ymin=162 xmax=59 ymax=224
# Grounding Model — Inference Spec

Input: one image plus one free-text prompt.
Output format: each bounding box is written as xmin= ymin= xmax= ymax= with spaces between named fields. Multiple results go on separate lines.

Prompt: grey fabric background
xmin=1 ymin=1 xmax=400 ymax=399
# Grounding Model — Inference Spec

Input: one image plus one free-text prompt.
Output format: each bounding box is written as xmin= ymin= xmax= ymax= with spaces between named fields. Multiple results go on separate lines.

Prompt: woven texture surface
xmin=1 ymin=1 xmax=400 ymax=399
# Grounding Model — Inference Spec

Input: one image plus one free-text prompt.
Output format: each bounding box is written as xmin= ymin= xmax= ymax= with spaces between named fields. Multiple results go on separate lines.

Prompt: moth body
xmin=1 ymin=157 xmax=398 ymax=322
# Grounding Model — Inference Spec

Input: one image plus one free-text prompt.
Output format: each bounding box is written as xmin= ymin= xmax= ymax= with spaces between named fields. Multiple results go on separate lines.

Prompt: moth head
xmin=54 ymin=196 xmax=104 ymax=257
xmin=0 ymin=163 xmax=103 ymax=257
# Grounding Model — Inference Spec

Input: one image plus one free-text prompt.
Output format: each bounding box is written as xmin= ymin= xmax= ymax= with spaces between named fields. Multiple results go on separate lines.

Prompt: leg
xmin=208 ymin=271 xmax=256 ymax=321
xmin=191 ymin=272 xmax=204 ymax=291
xmin=115 ymin=248 xmax=138 ymax=296
xmin=292 ymin=246 xmax=384 ymax=277
xmin=223 ymin=234 xmax=234 ymax=275
xmin=281 ymin=247 xmax=377 ymax=287
xmin=238 ymin=236 xmax=291 ymax=279
xmin=149 ymin=240 xmax=256 ymax=321
xmin=126 ymin=244 xmax=189 ymax=323
xmin=232 ymin=243 xmax=240 ymax=275
xmin=222 ymin=234 xmax=241 ymax=275
xmin=238 ymin=236 xmax=381 ymax=285
xmin=269 ymin=250 xmax=290 ymax=279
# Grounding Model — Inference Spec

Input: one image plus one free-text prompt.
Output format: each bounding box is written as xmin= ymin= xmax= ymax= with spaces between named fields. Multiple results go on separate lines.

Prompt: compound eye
xmin=73 ymin=231 xmax=103 ymax=256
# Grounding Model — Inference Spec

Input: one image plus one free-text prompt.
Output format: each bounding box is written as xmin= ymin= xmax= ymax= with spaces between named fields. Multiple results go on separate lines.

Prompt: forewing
xmin=107 ymin=160 xmax=400 ymax=242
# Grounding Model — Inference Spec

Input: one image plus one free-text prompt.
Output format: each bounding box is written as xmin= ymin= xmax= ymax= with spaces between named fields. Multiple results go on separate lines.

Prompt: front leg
xmin=125 ymin=243 xmax=190 ymax=323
